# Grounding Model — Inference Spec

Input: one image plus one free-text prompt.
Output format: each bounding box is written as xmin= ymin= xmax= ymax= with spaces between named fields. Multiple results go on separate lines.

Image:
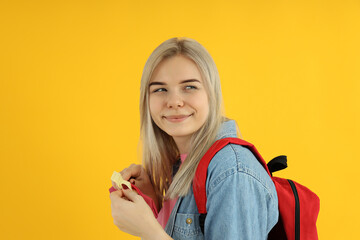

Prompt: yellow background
xmin=1 ymin=0 xmax=359 ymax=239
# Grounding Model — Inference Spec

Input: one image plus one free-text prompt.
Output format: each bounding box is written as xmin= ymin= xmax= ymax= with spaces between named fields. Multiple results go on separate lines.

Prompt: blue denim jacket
xmin=164 ymin=120 xmax=279 ymax=239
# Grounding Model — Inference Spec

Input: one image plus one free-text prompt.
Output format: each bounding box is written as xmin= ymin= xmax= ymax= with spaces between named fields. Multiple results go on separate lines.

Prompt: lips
xmin=163 ymin=114 xmax=193 ymax=122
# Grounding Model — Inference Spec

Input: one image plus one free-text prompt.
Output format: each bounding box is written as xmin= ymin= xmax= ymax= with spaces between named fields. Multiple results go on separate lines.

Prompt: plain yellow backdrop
xmin=1 ymin=0 xmax=359 ymax=239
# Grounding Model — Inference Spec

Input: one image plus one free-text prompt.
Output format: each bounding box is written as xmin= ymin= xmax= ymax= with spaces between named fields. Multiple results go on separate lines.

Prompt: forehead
xmin=150 ymin=55 xmax=203 ymax=83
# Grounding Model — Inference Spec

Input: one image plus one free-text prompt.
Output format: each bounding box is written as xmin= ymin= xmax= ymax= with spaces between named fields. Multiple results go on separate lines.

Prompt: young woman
xmin=109 ymin=37 xmax=279 ymax=240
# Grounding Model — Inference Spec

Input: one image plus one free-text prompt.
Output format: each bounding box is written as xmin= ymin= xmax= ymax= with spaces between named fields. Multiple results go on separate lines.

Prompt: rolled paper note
xmin=111 ymin=171 xmax=132 ymax=190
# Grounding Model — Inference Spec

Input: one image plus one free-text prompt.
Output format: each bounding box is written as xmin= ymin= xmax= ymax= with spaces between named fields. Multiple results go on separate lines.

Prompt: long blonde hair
xmin=139 ymin=37 xmax=225 ymax=202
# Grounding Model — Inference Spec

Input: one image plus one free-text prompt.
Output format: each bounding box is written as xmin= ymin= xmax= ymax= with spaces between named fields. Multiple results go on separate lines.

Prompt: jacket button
xmin=186 ymin=218 xmax=193 ymax=224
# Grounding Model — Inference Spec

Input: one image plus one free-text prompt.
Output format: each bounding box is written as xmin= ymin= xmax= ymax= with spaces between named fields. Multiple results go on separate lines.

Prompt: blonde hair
xmin=139 ymin=37 xmax=225 ymax=202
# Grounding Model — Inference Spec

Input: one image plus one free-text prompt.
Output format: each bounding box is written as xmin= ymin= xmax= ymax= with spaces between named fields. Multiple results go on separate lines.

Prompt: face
xmin=149 ymin=55 xmax=209 ymax=145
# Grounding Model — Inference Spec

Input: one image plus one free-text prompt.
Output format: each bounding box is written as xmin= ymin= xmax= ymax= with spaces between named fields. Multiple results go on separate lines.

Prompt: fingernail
xmin=122 ymin=184 xmax=129 ymax=190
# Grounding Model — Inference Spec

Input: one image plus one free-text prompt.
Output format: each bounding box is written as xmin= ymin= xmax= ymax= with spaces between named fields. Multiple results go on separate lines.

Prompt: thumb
xmin=109 ymin=190 xmax=124 ymax=201
xmin=122 ymin=189 xmax=141 ymax=202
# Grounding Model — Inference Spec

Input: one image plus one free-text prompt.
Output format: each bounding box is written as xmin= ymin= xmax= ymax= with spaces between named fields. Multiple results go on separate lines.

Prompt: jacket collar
xmin=215 ymin=120 xmax=238 ymax=140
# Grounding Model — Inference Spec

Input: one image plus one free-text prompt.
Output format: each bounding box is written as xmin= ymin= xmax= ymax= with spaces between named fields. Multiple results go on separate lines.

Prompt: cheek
xmin=149 ymin=96 xmax=161 ymax=117
xmin=190 ymin=92 xmax=209 ymax=120
xmin=201 ymin=100 xmax=210 ymax=120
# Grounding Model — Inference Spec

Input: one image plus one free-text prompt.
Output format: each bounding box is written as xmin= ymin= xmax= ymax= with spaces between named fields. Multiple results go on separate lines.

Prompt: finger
xmin=112 ymin=181 xmax=120 ymax=190
xmin=110 ymin=190 xmax=132 ymax=202
xmin=110 ymin=190 xmax=124 ymax=200
xmin=120 ymin=164 xmax=142 ymax=181
xmin=122 ymin=189 xmax=141 ymax=202
xmin=120 ymin=164 xmax=141 ymax=180
xmin=110 ymin=191 xmax=132 ymax=208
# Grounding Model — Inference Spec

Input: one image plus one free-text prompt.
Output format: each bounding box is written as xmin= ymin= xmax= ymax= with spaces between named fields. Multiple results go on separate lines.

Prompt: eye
xmin=185 ymin=85 xmax=198 ymax=90
xmin=152 ymin=88 xmax=167 ymax=93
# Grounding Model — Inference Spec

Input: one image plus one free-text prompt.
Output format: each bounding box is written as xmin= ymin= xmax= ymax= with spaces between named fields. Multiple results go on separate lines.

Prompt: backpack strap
xmin=193 ymin=137 xmax=271 ymax=215
xmin=267 ymin=155 xmax=287 ymax=176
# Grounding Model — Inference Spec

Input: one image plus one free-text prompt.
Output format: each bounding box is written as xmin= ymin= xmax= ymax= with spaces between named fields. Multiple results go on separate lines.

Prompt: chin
xmin=165 ymin=130 xmax=193 ymax=139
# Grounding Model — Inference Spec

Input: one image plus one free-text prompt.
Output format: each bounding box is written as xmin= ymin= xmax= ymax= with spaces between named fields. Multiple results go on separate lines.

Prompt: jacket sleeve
xmin=204 ymin=145 xmax=278 ymax=240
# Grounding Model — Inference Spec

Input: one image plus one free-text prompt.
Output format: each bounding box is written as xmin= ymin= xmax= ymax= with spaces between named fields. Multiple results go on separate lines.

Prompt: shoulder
xmin=206 ymin=142 xmax=276 ymax=197
xmin=204 ymin=142 xmax=279 ymax=235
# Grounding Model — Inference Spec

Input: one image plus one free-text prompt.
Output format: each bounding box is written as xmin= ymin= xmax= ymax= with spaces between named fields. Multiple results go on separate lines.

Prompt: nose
xmin=166 ymin=92 xmax=184 ymax=108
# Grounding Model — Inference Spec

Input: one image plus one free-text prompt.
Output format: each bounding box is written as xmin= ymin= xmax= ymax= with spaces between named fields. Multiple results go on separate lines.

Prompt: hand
xmin=112 ymin=164 xmax=160 ymax=211
xmin=110 ymin=189 xmax=171 ymax=240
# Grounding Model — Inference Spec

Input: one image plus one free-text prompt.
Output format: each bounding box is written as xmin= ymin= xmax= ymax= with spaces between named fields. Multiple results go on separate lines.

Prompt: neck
xmin=173 ymin=136 xmax=191 ymax=154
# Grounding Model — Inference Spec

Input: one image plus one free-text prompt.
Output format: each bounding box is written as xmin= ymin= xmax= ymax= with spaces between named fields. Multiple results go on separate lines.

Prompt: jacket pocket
xmin=172 ymin=213 xmax=204 ymax=240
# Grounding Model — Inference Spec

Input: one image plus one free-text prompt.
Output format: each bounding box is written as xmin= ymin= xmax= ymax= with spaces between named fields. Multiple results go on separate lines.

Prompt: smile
xmin=163 ymin=114 xmax=193 ymax=123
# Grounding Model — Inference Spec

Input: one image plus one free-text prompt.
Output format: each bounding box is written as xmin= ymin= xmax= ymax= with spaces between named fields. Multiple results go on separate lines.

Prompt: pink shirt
xmin=157 ymin=154 xmax=187 ymax=228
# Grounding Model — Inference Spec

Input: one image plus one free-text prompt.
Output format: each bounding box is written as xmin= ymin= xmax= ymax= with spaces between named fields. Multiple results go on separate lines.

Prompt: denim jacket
xmin=164 ymin=120 xmax=279 ymax=240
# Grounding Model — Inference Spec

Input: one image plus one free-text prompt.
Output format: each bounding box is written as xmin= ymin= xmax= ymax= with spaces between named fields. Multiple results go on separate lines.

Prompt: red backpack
xmin=193 ymin=137 xmax=320 ymax=240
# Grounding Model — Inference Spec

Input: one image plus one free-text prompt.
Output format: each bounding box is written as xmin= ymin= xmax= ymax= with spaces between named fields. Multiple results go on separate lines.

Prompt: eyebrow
xmin=149 ymin=79 xmax=201 ymax=87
